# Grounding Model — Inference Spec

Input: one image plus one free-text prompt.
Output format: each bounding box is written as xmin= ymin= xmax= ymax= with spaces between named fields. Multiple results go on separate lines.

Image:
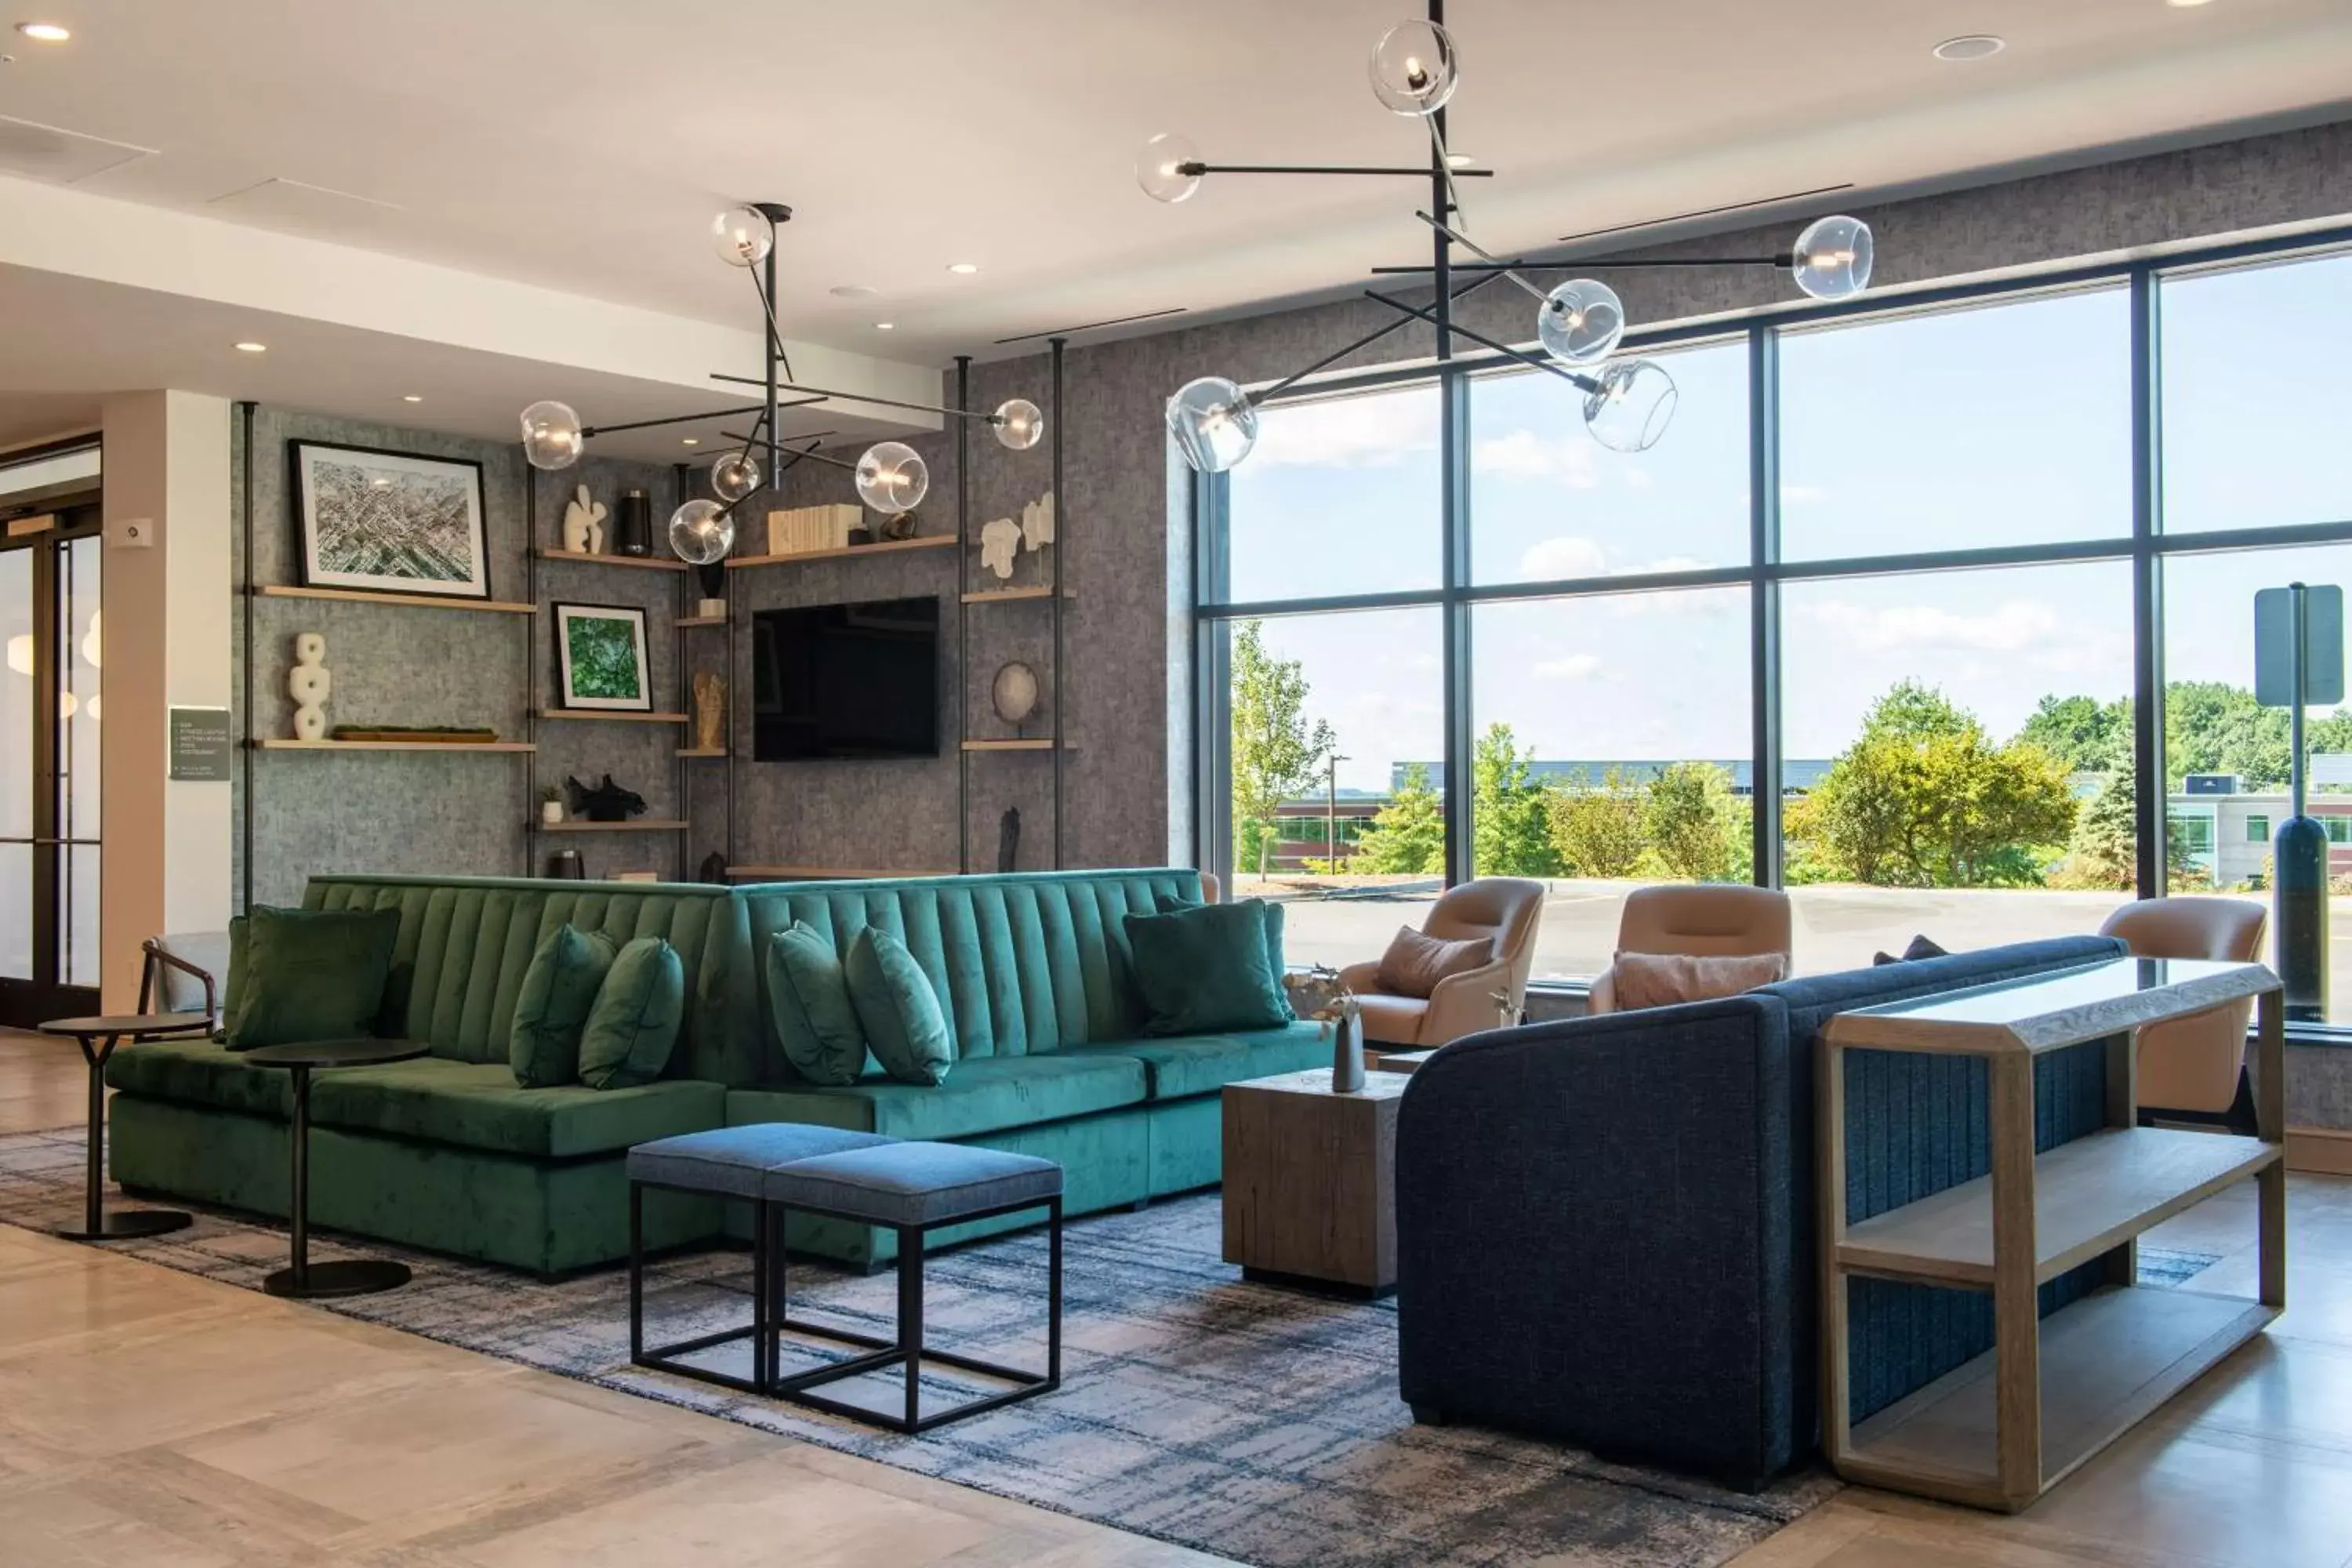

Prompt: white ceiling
xmin=2 ymin=0 xmax=2350 ymax=448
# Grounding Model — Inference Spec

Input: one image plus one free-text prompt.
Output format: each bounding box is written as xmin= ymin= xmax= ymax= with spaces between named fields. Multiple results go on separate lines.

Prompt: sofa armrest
xmin=1336 ymin=959 xmax=1381 ymax=994
xmin=1584 ymin=968 xmax=1617 ymax=1015
xmin=1395 ymin=993 xmax=1800 ymax=1486
xmin=1419 ymin=958 xmax=1514 ymax=1045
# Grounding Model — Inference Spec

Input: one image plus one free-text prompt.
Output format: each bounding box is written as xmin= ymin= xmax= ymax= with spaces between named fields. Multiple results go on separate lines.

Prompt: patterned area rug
xmin=0 ymin=1127 xmax=2216 ymax=1567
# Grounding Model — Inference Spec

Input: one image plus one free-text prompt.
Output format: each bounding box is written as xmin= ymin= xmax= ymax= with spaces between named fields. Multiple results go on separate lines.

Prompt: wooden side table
xmin=1820 ymin=956 xmax=2285 ymax=1512
xmin=1221 ymin=1068 xmax=1407 ymax=1298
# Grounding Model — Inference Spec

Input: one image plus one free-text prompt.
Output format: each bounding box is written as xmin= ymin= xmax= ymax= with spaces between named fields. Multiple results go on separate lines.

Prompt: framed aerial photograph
xmin=553 ymin=601 xmax=652 ymax=712
xmin=290 ymin=440 xmax=490 ymax=600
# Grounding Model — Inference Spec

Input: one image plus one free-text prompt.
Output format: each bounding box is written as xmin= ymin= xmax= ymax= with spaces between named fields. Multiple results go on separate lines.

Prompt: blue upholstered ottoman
xmin=626 ymin=1123 xmax=895 ymax=1395
xmin=764 ymin=1142 xmax=1064 ymax=1432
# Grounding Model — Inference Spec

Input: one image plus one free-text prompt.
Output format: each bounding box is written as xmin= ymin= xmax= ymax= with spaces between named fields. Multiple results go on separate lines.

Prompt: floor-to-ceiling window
xmin=1200 ymin=232 xmax=2352 ymax=1023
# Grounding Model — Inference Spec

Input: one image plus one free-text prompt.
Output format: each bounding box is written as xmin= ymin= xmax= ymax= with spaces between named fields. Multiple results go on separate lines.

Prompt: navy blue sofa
xmin=1393 ymin=935 xmax=2127 ymax=1489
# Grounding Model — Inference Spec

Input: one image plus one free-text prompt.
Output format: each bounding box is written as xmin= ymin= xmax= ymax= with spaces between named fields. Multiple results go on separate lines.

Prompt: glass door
xmin=0 ymin=442 xmax=102 ymax=1026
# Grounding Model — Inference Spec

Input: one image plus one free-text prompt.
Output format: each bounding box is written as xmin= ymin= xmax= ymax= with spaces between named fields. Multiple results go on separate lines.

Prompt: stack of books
xmin=765 ymin=503 xmax=863 ymax=556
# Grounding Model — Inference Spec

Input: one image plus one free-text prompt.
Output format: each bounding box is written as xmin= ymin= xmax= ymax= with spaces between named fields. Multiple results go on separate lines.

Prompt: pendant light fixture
xmin=1147 ymin=6 xmax=1879 ymax=471
xmin=516 ymin=202 xmax=1044 ymax=562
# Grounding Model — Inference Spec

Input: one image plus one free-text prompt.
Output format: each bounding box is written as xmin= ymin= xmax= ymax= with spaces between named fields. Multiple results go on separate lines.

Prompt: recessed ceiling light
xmin=401 ymin=394 xmax=423 ymax=403
xmin=681 ymin=437 xmax=700 ymax=446
xmin=830 ymin=284 xmax=879 ymax=299
xmin=2165 ymin=0 xmax=2213 ymax=7
xmin=233 ymin=341 xmax=267 ymax=353
xmin=15 ymin=21 xmax=70 ymax=42
xmin=946 ymin=262 xmax=980 ymax=275
xmin=1932 ymin=34 xmax=2004 ymax=60
xmin=874 ymin=321 xmax=895 ymax=331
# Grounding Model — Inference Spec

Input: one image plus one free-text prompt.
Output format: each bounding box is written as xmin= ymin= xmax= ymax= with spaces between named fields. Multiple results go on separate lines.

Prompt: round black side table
xmin=34 ymin=1013 xmax=209 ymax=1242
xmin=242 ymin=1039 xmax=428 ymax=1298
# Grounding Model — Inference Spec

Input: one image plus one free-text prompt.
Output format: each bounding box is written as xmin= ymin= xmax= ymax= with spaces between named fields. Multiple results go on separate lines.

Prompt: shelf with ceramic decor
xmin=1818 ymin=956 xmax=2286 ymax=1513
xmin=255 ymin=739 xmax=535 ymax=754
xmin=531 ymin=819 xmax=690 ymax=833
xmin=537 ymin=709 xmax=690 ymax=724
xmin=254 ymin=585 xmax=537 ymax=615
xmin=725 ymin=865 xmax=959 ymax=881
xmin=962 ymin=739 xmax=1076 ymax=752
xmin=962 ymin=586 xmax=1074 ymax=604
xmin=531 ymin=547 xmax=688 ymax=573
xmin=726 ymin=535 xmax=958 ymax=569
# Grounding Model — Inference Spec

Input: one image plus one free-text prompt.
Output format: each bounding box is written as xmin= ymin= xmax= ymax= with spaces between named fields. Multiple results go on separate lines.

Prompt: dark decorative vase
xmin=615 ymin=488 xmax=652 ymax=557
xmin=1331 ymin=1013 xmax=1366 ymax=1093
xmin=545 ymin=849 xmax=586 ymax=880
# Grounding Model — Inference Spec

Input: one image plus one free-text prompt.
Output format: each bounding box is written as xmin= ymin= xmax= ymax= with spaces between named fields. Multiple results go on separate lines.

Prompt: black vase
xmin=545 ymin=849 xmax=586 ymax=880
xmin=615 ymin=488 xmax=652 ymax=557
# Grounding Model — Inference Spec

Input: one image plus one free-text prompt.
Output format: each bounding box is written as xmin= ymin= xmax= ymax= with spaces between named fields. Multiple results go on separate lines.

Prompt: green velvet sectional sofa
xmin=104 ymin=868 xmax=1326 ymax=1274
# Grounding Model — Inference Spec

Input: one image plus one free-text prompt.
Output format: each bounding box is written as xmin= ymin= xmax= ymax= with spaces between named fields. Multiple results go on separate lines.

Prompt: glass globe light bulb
xmin=1136 ymin=132 xmax=1204 ymax=204
xmin=1583 ymin=359 xmax=1679 ymax=453
xmin=1164 ymin=376 xmax=1259 ymax=473
xmin=1370 ymin=20 xmax=1459 ymax=116
xmin=855 ymin=441 xmax=930 ymax=512
xmin=1536 ymin=278 xmax=1625 ymax=366
xmin=993 ymin=398 xmax=1046 ymax=451
xmin=711 ymin=205 xmax=773 ymax=268
xmin=667 ymin=498 xmax=735 ymax=566
xmin=710 ymin=448 xmax=762 ymax=503
xmin=518 ymin=400 xmax=584 ymax=470
xmin=1791 ymin=214 xmax=1874 ymax=301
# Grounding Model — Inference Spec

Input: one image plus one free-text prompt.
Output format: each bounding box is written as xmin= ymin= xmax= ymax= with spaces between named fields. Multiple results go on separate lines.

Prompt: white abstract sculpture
xmin=980 ymin=516 xmax=1021 ymax=580
xmin=1021 ymin=490 xmax=1055 ymax=554
xmin=289 ymin=631 xmax=331 ymax=741
xmin=562 ymin=484 xmax=608 ymax=554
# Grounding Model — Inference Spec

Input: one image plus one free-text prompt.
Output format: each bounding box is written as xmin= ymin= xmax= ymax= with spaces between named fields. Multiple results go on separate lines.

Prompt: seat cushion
xmin=627 ymin=1123 xmax=895 ymax=1199
xmin=1062 ymin=1023 xmax=1330 ymax=1101
xmin=103 ymin=1033 xmax=293 ymax=1119
xmin=309 ymin=1058 xmax=724 ymax=1158
xmin=763 ymin=1140 xmax=1062 ymax=1227
xmin=727 ymin=1052 xmax=1146 ymax=1142
xmin=1358 ymin=993 xmax=1429 ymax=1047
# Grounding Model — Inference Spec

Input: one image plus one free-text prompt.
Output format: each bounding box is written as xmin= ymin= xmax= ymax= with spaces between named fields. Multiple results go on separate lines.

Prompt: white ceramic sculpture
xmin=979 ymin=516 xmax=1021 ymax=580
xmin=562 ymin=484 xmax=608 ymax=554
xmin=1021 ymin=490 xmax=1055 ymax=554
xmin=289 ymin=631 xmax=331 ymax=741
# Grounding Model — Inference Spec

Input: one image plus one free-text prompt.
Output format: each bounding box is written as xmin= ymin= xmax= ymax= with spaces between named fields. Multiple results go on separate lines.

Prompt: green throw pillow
xmin=579 ymin=936 xmax=684 ymax=1090
xmin=766 ymin=923 xmax=869 ymax=1086
xmin=222 ymin=905 xmax=401 ymax=1051
xmin=1123 ymin=900 xmax=1290 ymax=1036
xmin=844 ymin=927 xmax=953 ymax=1086
xmin=1155 ymin=891 xmax=1290 ymax=1018
xmin=509 ymin=924 xmax=619 ymax=1087
xmin=212 ymin=914 xmax=249 ymax=1044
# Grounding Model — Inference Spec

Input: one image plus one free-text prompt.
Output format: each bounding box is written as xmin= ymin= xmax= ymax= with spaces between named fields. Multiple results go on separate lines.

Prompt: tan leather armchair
xmin=1338 ymin=878 xmax=1546 ymax=1047
xmin=1586 ymin=884 xmax=1792 ymax=1014
xmin=2097 ymin=897 xmax=2267 ymax=1116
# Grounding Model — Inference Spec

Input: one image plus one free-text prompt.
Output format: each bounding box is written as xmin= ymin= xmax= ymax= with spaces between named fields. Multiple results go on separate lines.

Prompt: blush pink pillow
xmin=1606 ymin=951 xmax=1787 ymax=1011
xmin=1375 ymin=926 xmax=1494 ymax=999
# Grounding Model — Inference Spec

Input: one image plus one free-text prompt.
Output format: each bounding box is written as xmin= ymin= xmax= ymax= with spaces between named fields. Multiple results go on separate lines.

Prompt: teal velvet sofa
xmin=104 ymin=868 xmax=1321 ymax=1274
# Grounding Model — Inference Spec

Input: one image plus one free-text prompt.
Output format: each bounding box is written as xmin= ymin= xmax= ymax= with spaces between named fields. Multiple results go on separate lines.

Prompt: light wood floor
xmin=5 ymin=1029 xmax=2352 ymax=1567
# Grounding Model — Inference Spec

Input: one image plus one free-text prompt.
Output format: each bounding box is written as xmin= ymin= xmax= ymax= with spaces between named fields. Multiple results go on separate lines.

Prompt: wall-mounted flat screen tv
xmin=750 ymin=596 xmax=940 ymax=760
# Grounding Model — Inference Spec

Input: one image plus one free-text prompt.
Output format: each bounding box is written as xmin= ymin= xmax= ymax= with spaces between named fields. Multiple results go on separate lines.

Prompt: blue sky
xmin=1228 ymin=251 xmax=2352 ymax=796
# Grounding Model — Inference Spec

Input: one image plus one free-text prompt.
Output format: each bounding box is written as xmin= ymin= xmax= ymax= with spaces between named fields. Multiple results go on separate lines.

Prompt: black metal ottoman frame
xmin=629 ymin=1181 xmax=1063 ymax=1433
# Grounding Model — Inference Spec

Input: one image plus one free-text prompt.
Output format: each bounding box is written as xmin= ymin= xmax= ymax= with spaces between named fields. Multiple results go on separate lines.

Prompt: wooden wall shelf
xmin=532 ymin=549 xmax=688 ymax=572
xmin=727 ymin=865 xmax=960 ymax=881
xmin=962 ymin=586 xmax=1074 ymax=604
xmin=537 ymin=710 xmax=689 ymax=724
xmin=254 ymin=739 xmax=535 ymax=753
xmin=675 ymin=747 xmax=726 ymax=759
xmin=728 ymin=535 xmax=958 ymax=569
xmin=256 ymin=585 xmax=535 ymax=615
xmin=533 ymin=819 xmax=690 ymax=833
xmin=963 ymin=739 xmax=1071 ymax=752
xmin=676 ymin=615 xmax=729 ymax=629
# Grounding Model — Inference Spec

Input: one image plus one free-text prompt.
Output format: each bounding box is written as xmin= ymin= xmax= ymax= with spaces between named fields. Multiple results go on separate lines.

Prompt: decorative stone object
xmin=991 ymin=661 xmax=1040 ymax=729
xmin=878 ymin=510 xmax=918 ymax=541
xmin=1020 ymin=490 xmax=1055 ymax=554
xmin=996 ymin=807 xmax=1021 ymax=873
xmin=561 ymin=484 xmax=608 ymax=554
xmin=979 ymin=516 xmax=1021 ymax=580
xmin=288 ymin=632 xmax=331 ymax=741
xmin=693 ymin=671 xmax=725 ymax=753
xmin=566 ymin=774 xmax=647 ymax=822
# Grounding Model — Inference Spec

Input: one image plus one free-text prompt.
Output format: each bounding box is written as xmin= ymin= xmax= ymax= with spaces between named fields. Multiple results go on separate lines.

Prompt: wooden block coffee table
xmin=1221 ymin=1068 xmax=1407 ymax=1298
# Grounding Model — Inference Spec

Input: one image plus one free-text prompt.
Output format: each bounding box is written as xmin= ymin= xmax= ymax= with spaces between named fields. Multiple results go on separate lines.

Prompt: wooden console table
xmin=1820 ymin=956 xmax=2284 ymax=1512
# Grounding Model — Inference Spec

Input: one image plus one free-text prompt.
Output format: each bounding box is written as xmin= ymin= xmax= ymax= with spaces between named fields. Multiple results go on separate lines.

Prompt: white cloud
xmin=1533 ymin=654 xmax=1603 ymax=680
xmin=1803 ymin=598 xmax=2063 ymax=653
xmin=1781 ymin=484 xmax=1828 ymax=506
xmin=1472 ymin=430 xmax=1599 ymax=488
xmin=1241 ymin=393 xmax=1438 ymax=471
xmin=1516 ymin=535 xmax=1608 ymax=580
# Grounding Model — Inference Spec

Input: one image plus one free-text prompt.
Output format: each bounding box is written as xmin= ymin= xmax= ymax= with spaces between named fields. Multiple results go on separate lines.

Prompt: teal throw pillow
xmin=1156 ymin=891 xmax=1290 ymax=1018
xmin=844 ymin=927 xmax=953 ymax=1086
xmin=579 ymin=936 xmax=684 ymax=1090
xmin=222 ymin=905 xmax=401 ymax=1051
xmin=509 ymin=924 xmax=619 ymax=1087
xmin=1123 ymin=900 xmax=1290 ymax=1036
xmin=766 ymin=922 xmax=869 ymax=1086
